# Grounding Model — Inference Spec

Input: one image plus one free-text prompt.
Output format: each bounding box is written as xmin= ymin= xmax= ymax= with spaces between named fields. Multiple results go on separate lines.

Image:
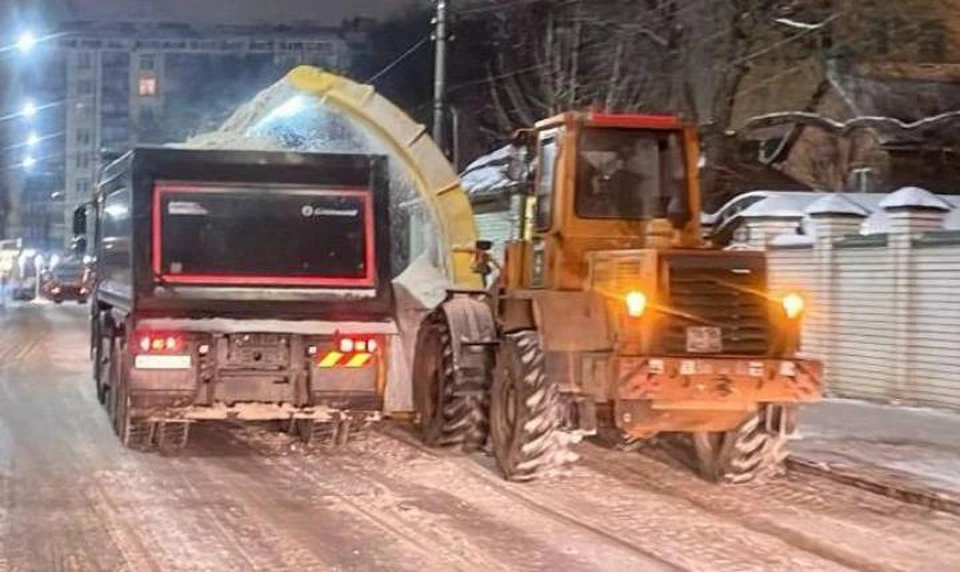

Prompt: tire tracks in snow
xmin=579 ymin=441 xmax=960 ymax=572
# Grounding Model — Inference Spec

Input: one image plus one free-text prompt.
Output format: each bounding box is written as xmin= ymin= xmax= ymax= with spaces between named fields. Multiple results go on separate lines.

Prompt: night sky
xmin=13 ymin=0 xmax=420 ymax=26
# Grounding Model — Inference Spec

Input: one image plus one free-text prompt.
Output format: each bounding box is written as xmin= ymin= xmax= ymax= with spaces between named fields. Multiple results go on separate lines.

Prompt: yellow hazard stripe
xmin=317 ymin=351 xmax=344 ymax=368
xmin=344 ymin=353 xmax=373 ymax=368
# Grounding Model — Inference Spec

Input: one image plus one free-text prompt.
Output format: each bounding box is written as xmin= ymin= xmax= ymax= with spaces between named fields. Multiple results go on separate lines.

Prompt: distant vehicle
xmin=74 ymin=148 xmax=393 ymax=450
xmin=9 ymin=249 xmax=39 ymax=302
xmin=42 ymin=256 xmax=89 ymax=304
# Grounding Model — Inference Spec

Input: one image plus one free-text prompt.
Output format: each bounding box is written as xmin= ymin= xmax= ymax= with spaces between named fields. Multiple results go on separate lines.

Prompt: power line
xmin=366 ymin=35 xmax=431 ymax=84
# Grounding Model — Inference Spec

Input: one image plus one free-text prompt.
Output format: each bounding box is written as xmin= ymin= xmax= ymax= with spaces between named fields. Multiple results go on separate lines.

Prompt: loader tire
xmin=692 ymin=406 xmax=793 ymax=484
xmin=490 ymin=330 xmax=574 ymax=481
xmin=413 ymin=308 xmax=490 ymax=451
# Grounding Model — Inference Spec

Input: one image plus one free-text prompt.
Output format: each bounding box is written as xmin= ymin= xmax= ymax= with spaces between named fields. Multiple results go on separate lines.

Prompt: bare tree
xmin=477 ymin=0 xmax=832 ymax=203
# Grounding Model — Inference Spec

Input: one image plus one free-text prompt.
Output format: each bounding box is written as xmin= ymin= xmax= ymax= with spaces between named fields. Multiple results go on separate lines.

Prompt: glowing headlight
xmin=625 ymin=291 xmax=647 ymax=317
xmin=782 ymin=293 xmax=805 ymax=319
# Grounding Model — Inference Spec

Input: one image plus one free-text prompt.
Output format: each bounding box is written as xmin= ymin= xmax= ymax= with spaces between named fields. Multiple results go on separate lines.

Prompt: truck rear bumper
xmin=617 ymin=356 xmax=822 ymax=406
xmin=130 ymin=401 xmax=381 ymax=423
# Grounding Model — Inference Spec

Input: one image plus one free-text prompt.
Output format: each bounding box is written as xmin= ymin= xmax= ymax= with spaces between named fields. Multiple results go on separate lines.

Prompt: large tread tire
xmin=692 ymin=406 xmax=793 ymax=484
xmin=490 ymin=330 xmax=575 ymax=481
xmin=413 ymin=299 xmax=493 ymax=451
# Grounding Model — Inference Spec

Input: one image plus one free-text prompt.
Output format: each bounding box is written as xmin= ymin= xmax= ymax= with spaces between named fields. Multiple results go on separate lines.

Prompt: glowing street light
xmin=17 ymin=31 xmax=37 ymax=53
xmin=21 ymin=100 xmax=36 ymax=118
xmin=26 ymin=132 xmax=39 ymax=147
xmin=22 ymin=155 xmax=36 ymax=170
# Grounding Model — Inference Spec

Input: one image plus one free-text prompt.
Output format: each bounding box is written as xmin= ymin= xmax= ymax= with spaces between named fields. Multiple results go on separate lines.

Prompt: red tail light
xmin=135 ymin=332 xmax=185 ymax=354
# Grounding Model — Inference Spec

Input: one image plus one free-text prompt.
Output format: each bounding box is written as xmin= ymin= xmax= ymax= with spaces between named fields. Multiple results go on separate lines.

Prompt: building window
xmin=76 ymin=153 xmax=90 ymax=169
xmin=77 ymin=129 xmax=92 ymax=146
xmin=77 ymin=79 xmax=94 ymax=95
xmin=77 ymin=52 xmax=93 ymax=70
xmin=138 ymin=76 xmax=157 ymax=97
xmin=140 ymin=54 xmax=155 ymax=70
xmin=139 ymin=106 xmax=155 ymax=124
xmin=76 ymin=179 xmax=90 ymax=196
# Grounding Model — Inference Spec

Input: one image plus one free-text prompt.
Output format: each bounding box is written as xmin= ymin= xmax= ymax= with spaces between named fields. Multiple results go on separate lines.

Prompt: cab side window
xmin=534 ymin=136 xmax=558 ymax=231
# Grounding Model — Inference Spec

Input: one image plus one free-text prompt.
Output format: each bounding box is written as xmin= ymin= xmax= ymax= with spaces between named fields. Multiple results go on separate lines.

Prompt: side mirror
xmin=475 ymin=240 xmax=493 ymax=252
xmin=72 ymin=204 xmax=88 ymax=236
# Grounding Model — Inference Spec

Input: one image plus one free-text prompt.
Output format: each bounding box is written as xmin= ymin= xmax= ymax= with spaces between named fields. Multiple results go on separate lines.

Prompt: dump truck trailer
xmin=75 ymin=147 xmax=394 ymax=449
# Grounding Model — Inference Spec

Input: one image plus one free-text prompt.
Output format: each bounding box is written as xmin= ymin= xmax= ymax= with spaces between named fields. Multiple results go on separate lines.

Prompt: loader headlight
xmin=625 ymin=291 xmax=647 ymax=317
xmin=782 ymin=293 xmax=805 ymax=319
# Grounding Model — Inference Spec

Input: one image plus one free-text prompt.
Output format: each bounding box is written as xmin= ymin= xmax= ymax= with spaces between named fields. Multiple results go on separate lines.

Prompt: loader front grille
xmin=663 ymin=256 xmax=771 ymax=356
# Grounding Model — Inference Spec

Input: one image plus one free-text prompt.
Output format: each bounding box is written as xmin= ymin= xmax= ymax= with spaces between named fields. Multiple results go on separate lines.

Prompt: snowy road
xmin=1 ymin=303 xmax=959 ymax=571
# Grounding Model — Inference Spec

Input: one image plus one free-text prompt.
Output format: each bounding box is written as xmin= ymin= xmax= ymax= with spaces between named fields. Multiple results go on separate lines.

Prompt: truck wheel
xmin=490 ymin=330 xmax=573 ymax=481
xmin=413 ymin=298 xmax=493 ymax=451
xmin=692 ymin=406 xmax=793 ymax=484
xmin=94 ymin=333 xmax=110 ymax=405
xmin=108 ymin=338 xmax=152 ymax=450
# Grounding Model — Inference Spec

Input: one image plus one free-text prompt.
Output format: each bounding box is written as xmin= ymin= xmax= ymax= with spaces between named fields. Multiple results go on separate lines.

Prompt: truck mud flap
xmin=287 ymin=411 xmax=378 ymax=448
xmin=124 ymin=418 xmax=192 ymax=451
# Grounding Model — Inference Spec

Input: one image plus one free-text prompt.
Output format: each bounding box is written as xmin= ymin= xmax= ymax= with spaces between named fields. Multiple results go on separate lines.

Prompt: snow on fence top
xmin=712 ymin=188 xmax=960 ymax=239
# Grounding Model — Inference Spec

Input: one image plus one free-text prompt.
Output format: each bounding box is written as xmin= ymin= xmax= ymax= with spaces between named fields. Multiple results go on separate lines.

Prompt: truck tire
xmin=490 ymin=330 xmax=573 ymax=481
xmin=94 ymin=332 xmax=110 ymax=405
xmin=691 ymin=406 xmax=793 ymax=484
xmin=92 ymin=311 xmax=113 ymax=405
xmin=107 ymin=337 xmax=152 ymax=450
xmin=413 ymin=297 xmax=494 ymax=451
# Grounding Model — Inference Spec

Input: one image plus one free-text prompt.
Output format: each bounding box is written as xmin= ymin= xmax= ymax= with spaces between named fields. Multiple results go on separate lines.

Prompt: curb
xmin=786 ymin=456 xmax=960 ymax=517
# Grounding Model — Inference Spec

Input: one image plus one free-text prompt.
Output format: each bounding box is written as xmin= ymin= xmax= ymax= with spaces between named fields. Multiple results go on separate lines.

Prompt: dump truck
xmin=412 ymin=112 xmax=823 ymax=483
xmin=73 ymin=147 xmax=394 ymax=448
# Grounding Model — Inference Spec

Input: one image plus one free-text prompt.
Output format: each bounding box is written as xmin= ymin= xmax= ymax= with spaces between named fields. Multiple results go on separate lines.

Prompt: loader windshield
xmin=575 ymin=128 xmax=687 ymax=220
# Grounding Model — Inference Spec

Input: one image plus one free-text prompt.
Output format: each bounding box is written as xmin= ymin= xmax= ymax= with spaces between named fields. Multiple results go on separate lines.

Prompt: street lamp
xmin=21 ymin=100 xmax=36 ymax=118
xmin=17 ymin=31 xmax=37 ymax=53
xmin=26 ymin=132 xmax=39 ymax=147
xmin=22 ymin=156 xmax=36 ymax=170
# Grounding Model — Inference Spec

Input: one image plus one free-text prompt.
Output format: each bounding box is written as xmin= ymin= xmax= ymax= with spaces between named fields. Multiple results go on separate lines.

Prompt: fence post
xmin=734 ymin=196 xmax=804 ymax=249
xmin=804 ymin=195 xmax=868 ymax=391
xmin=879 ymin=187 xmax=951 ymax=401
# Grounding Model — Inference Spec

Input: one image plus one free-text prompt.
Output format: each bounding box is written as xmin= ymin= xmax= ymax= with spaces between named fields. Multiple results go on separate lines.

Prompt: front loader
xmin=413 ymin=111 xmax=822 ymax=483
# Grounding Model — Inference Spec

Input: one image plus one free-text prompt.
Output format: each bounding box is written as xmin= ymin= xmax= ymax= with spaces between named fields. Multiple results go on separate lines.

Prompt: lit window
xmin=138 ymin=76 xmax=157 ymax=97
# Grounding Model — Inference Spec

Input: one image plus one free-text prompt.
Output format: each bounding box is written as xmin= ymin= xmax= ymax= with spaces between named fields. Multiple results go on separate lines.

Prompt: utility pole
xmin=432 ymin=0 xmax=448 ymax=151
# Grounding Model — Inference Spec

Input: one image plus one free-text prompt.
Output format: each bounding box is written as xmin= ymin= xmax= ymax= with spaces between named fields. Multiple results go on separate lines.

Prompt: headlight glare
xmin=625 ymin=291 xmax=647 ymax=317
xmin=782 ymin=293 xmax=805 ymax=319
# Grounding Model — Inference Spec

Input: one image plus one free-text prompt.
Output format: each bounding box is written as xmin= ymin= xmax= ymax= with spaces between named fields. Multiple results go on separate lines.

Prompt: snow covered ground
xmin=793 ymin=398 xmax=960 ymax=498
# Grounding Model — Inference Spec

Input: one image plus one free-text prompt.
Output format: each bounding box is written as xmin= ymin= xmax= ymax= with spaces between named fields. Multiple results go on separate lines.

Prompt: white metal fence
xmin=740 ymin=188 xmax=960 ymax=410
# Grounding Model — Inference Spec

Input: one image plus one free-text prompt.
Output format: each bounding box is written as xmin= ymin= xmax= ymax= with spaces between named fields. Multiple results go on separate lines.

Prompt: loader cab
xmin=505 ymin=112 xmax=702 ymax=290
